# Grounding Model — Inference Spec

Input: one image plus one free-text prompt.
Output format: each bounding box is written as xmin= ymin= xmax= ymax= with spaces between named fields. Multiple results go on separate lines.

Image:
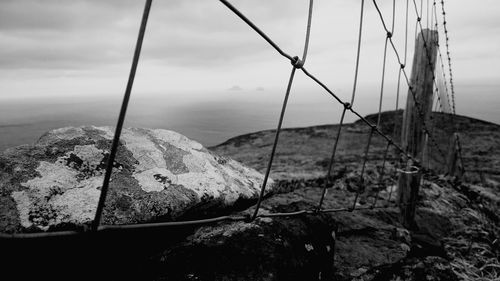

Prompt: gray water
xmin=0 ymin=94 xmax=345 ymax=151
xmin=1 ymin=85 xmax=498 ymax=151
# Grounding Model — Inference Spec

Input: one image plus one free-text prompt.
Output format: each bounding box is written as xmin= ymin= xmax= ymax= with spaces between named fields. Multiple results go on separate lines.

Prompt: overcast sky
xmin=1 ymin=0 xmax=499 ymax=120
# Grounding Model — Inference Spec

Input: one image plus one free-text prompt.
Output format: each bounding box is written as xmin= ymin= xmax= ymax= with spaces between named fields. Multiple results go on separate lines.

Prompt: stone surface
xmin=149 ymin=190 xmax=337 ymax=281
xmin=0 ymin=126 xmax=274 ymax=233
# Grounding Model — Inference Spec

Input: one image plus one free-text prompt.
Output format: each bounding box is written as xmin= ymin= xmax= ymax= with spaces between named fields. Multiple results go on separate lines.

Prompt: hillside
xmin=205 ymin=110 xmax=500 ymax=280
xmin=211 ymin=110 xmax=500 ymax=187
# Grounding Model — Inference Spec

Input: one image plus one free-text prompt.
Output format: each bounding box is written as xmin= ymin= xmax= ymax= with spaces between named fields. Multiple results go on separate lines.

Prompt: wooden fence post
xmin=446 ymin=132 xmax=462 ymax=177
xmin=398 ymin=29 xmax=438 ymax=229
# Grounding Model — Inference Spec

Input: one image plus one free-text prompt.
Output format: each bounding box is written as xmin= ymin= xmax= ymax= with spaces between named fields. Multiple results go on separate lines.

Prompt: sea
xmin=0 ymin=84 xmax=498 ymax=151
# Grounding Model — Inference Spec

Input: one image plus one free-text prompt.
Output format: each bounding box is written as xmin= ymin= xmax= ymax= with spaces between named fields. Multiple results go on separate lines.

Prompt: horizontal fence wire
xmin=0 ymin=202 xmax=418 ymax=239
xmin=1 ymin=0 xmax=463 ymax=239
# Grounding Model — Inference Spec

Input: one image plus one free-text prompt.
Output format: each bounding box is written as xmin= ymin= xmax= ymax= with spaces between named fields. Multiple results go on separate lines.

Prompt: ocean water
xmin=0 ymin=94 xmax=349 ymax=151
xmin=0 ymin=85 xmax=498 ymax=151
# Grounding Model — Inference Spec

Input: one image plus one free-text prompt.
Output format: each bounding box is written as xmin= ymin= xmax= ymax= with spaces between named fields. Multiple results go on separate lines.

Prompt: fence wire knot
xmin=291 ymin=56 xmax=304 ymax=69
xmin=343 ymin=102 xmax=352 ymax=110
xmin=386 ymin=31 xmax=393 ymax=38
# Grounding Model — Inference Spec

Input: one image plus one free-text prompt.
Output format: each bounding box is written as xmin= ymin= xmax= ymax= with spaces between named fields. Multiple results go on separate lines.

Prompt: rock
xmin=333 ymin=212 xmax=411 ymax=280
xmin=149 ymin=190 xmax=337 ymax=281
xmin=146 ymin=183 xmax=419 ymax=281
xmin=0 ymin=126 xmax=274 ymax=233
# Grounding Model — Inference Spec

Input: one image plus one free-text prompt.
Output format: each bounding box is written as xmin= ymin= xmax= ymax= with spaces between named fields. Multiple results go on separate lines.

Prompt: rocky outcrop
xmin=145 ymin=182 xmax=412 ymax=281
xmin=0 ymin=126 xmax=274 ymax=233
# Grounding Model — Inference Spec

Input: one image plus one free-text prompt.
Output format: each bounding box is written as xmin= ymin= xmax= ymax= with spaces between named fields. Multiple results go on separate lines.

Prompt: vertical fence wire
xmin=250 ymin=66 xmax=296 ymax=221
xmin=352 ymin=127 xmax=374 ymax=210
xmin=317 ymin=107 xmax=347 ymax=211
xmin=250 ymin=0 xmax=314 ymax=221
xmin=350 ymin=0 xmax=365 ymax=106
xmin=91 ymin=0 xmax=153 ymax=231
xmin=372 ymin=142 xmax=391 ymax=207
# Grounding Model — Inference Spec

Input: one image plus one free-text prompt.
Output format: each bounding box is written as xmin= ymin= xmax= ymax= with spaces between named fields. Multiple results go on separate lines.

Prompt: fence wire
xmin=1 ymin=0 xmax=465 ymax=239
xmin=439 ymin=0 xmax=456 ymax=115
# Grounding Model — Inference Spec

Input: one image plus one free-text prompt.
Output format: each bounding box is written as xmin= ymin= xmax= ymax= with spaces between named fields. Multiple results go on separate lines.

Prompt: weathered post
xmin=446 ymin=132 xmax=462 ymax=177
xmin=398 ymin=29 xmax=438 ymax=229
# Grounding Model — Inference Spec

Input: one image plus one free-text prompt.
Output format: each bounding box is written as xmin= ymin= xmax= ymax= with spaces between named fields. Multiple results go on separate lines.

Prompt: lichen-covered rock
xmin=0 ymin=126 xmax=274 ymax=233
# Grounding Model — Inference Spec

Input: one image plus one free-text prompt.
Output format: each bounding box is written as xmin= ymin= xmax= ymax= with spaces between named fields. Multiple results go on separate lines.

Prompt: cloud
xmin=1 ymin=0 xmax=499 ymax=114
xmin=227 ymin=85 xmax=243 ymax=91
xmin=256 ymin=86 xmax=265 ymax=91
xmin=0 ymin=0 xmax=307 ymax=71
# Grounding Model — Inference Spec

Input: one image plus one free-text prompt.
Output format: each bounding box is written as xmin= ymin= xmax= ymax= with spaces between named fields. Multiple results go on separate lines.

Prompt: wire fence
xmin=1 ymin=0 xmax=464 ymax=239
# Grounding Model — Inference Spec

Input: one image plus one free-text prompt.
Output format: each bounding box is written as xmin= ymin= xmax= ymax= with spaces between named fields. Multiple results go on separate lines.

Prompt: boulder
xmin=149 ymin=190 xmax=337 ymax=281
xmin=0 ymin=126 xmax=274 ymax=233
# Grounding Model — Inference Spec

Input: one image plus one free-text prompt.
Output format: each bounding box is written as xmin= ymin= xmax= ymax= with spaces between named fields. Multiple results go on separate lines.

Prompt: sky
xmin=0 ymin=0 xmax=499 ymax=124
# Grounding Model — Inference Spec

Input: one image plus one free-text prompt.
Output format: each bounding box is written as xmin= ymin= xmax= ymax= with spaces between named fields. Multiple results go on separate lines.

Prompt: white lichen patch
xmin=50 ymin=182 xmax=101 ymax=225
xmin=134 ymin=168 xmax=177 ymax=192
xmin=116 ymin=128 xmax=273 ymax=204
xmin=174 ymin=148 xmax=266 ymax=202
xmin=46 ymin=127 xmax=85 ymax=140
xmin=182 ymin=154 xmax=206 ymax=173
xmin=121 ymin=129 xmax=167 ymax=172
xmin=72 ymin=145 xmax=105 ymax=166
xmin=11 ymin=145 xmax=106 ymax=230
xmin=21 ymin=161 xmax=79 ymax=197
xmin=10 ymin=191 xmax=33 ymax=228
xmin=118 ymin=129 xmax=186 ymax=194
